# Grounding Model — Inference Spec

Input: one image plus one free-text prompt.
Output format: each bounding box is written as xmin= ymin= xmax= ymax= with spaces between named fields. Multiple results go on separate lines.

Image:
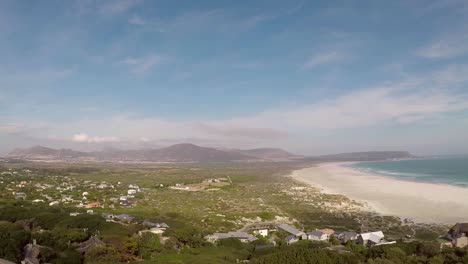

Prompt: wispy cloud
xmin=3 ymin=65 xmax=468 ymax=153
xmin=417 ymin=30 xmax=468 ymax=59
xmin=303 ymin=51 xmax=346 ymax=69
xmin=73 ymin=0 xmax=143 ymax=17
xmin=118 ymin=54 xmax=162 ymax=74
xmin=128 ymin=9 xmax=275 ymax=34
xmin=99 ymin=0 xmax=143 ymax=16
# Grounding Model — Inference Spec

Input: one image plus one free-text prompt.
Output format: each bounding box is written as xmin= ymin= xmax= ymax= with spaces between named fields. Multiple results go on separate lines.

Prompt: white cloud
xmin=303 ymin=51 xmax=345 ymax=69
xmin=3 ymin=65 xmax=468 ymax=153
xmin=119 ymin=54 xmax=162 ymax=74
xmin=72 ymin=133 xmax=120 ymax=143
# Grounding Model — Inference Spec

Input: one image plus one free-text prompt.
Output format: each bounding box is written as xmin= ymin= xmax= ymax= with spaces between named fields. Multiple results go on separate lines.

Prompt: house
xmin=307 ymin=230 xmax=328 ymax=241
xmin=49 ymin=201 xmax=59 ymax=206
xmin=337 ymin=231 xmax=358 ymax=244
xmin=32 ymin=199 xmax=45 ymax=203
xmin=115 ymin=214 xmax=135 ymax=223
xmin=277 ymin=224 xmax=305 ymax=238
xmin=120 ymin=200 xmax=133 ymax=206
xmin=85 ymin=202 xmax=102 ymax=209
xmin=357 ymin=231 xmax=395 ymax=247
xmin=70 ymin=212 xmax=81 ymax=217
xmin=128 ymin=189 xmax=137 ymax=195
xmin=158 ymin=222 xmax=169 ymax=228
xmin=253 ymin=229 xmax=269 ymax=237
xmin=15 ymin=192 xmax=26 ymax=199
xmin=205 ymin=232 xmax=258 ymax=243
xmin=285 ymin=235 xmax=299 ymax=245
xmin=319 ymin=228 xmax=335 ymax=238
xmin=447 ymin=223 xmax=468 ymax=248
xmin=82 ymin=192 xmax=89 ymax=196
xmin=129 ymin=184 xmax=139 ymax=189
xmin=142 ymin=221 xmax=159 ymax=227
xmin=102 ymin=213 xmax=114 ymax=220
xmin=86 ymin=210 xmax=94 ymax=214
xmin=139 ymin=227 xmax=166 ymax=236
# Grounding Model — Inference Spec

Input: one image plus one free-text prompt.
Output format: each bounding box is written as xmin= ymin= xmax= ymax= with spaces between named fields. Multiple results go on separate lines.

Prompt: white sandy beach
xmin=291 ymin=163 xmax=468 ymax=224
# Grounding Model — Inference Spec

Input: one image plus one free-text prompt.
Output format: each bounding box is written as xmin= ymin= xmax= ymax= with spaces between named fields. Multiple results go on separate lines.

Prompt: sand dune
xmin=291 ymin=163 xmax=468 ymax=224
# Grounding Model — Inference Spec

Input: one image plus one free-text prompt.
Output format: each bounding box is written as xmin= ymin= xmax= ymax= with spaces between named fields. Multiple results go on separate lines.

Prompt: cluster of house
xmin=205 ymin=223 xmax=395 ymax=248
xmin=3 ymin=171 xmax=144 ymax=210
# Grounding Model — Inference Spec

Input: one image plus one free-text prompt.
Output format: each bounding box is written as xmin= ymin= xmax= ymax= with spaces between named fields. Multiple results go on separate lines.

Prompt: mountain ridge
xmin=6 ymin=144 xmax=414 ymax=163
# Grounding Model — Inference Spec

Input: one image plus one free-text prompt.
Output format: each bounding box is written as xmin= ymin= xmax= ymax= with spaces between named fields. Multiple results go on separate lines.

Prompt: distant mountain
xmin=6 ymin=144 xmax=258 ymax=162
xmin=306 ymin=151 xmax=414 ymax=162
xmin=232 ymin=148 xmax=302 ymax=160
xmin=5 ymin=145 xmax=413 ymax=163
xmin=8 ymin=146 xmax=89 ymax=160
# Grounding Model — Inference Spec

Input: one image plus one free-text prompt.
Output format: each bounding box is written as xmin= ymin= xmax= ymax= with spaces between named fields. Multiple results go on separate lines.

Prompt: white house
xmin=253 ymin=229 xmax=269 ymax=237
xmin=357 ymin=231 xmax=395 ymax=247
xmin=49 ymin=201 xmax=59 ymax=206
xmin=128 ymin=189 xmax=137 ymax=195
xmin=307 ymin=230 xmax=328 ymax=241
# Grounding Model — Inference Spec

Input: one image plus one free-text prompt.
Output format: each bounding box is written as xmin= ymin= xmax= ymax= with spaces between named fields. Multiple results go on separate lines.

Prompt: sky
xmin=1 ymin=0 xmax=468 ymax=156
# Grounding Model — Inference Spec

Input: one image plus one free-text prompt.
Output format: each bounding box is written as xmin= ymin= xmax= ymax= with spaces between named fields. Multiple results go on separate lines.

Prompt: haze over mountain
xmin=6 ymin=144 xmax=413 ymax=163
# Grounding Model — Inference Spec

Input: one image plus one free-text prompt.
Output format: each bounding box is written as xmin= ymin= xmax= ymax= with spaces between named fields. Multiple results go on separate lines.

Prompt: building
xmin=205 ymin=232 xmax=258 ymax=243
xmin=285 ymin=235 xmax=299 ymax=245
xmin=307 ymin=230 xmax=328 ymax=241
xmin=357 ymin=231 xmax=396 ymax=247
xmin=277 ymin=224 xmax=305 ymax=238
xmin=115 ymin=214 xmax=135 ymax=223
xmin=337 ymin=231 xmax=358 ymax=244
xmin=319 ymin=228 xmax=335 ymax=238
xmin=128 ymin=189 xmax=137 ymax=195
xmin=15 ymin=192 xmax=26 ymax=199
xmin=253 ymin=229 xmax=269 ymax=237
xmin=446 ymin=223 xmax=468 ymax=248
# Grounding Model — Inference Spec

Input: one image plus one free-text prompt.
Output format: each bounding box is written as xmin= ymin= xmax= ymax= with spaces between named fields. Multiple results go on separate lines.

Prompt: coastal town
xmin=1 ymin=163 xmax=467 ymax=263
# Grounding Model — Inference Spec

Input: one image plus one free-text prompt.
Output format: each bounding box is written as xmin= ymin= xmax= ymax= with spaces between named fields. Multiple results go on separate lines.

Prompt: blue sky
xmin=1 ymin=0 xmax=468 ymax=155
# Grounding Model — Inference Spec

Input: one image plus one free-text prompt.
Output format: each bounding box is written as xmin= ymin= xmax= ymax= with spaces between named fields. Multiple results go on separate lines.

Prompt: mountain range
xmin=6 ymin=144 xmax=300 ymax=162
xmin=5 ymin=144 xmax=413 ymax=163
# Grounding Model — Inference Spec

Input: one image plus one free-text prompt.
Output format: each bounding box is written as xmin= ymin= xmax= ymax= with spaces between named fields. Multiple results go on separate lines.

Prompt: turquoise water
xmin=349 ymin=156 xmax=468 ymax=188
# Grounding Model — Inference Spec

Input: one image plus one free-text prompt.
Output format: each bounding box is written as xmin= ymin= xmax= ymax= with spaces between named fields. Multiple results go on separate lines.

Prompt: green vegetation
xmin=0 ymin=161 xmax=455 ymax=263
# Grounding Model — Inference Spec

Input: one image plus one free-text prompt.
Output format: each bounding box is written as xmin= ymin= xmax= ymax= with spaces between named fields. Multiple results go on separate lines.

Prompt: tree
xmin=137 ymin=233 xmax=162 ymax=259
xmin=84 ymin=245 xmax=120 ymax=263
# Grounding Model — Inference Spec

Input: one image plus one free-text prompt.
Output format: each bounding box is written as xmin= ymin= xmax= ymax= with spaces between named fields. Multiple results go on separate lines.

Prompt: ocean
xmin=349 ymin=156 xmax=468 ymax=188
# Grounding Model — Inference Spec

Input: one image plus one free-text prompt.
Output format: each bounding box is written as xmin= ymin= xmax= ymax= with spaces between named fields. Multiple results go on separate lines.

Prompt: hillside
xmin=6 ymin=144 xmax=258 ymax=162
xmin=234 ymin=148 xmax=301 ymax=160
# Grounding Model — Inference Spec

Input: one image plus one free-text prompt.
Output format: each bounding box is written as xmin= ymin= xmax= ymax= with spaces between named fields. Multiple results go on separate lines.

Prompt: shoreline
xmin=291 ymin=162 xmax=468 ymax=224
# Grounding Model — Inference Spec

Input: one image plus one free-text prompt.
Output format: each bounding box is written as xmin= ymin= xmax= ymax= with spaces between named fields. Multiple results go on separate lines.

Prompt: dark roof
xmin=285 ymin=235 xmax=298 ymax=241
xmin=308 ymin=230 xmax=325 ymax=237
